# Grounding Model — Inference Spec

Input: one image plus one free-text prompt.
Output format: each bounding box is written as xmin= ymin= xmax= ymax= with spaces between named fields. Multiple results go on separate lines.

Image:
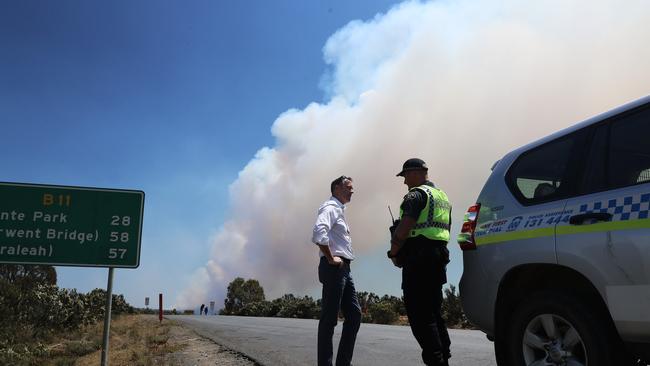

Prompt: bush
xmin=275 ymin=295 xmax=319 ymax=319
xmin=239 ymin=301 xmax=274 ymax=317
xmin=0 ymin=340 xmax=47 ymax=366
xmin=441 ymin=284 xmax=473 ymax=328
xmin=63 ymin=340 xmax=97 ymax=356
xmin=0 ymin=271 xmax=135 ymax=365
xmin=368 ymin=302 xmax=398 ymax=324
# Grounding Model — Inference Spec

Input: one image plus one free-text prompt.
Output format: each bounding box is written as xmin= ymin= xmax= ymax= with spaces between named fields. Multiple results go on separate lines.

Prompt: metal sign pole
xmin=100 ymin=267 xmax=115 ymax=366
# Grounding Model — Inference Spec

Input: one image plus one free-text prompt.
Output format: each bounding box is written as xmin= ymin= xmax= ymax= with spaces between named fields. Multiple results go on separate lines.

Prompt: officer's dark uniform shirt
xmin=400 ymin=181 xmax=436 ymax=220
xmin=399 ymin=180 xmax=450 ymax=286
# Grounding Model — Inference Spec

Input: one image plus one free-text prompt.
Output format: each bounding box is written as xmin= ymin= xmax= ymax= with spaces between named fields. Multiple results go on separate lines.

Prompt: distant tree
xmin=441 ymin=284 xmax=473 ymax=328
xmin=368 ymin=302 xmax=398 ymax=324
xmin=223 ymin=277 xmax=265 ymax=315
xmin=276 ymin=295 xmax=319 ymax=319
xmin=357 ymin=291 xmax=370 ymax=313
xmin=380 ymin=294 xmax=406 ymax=316
xmin=0 ymin=265 xmax=60 ymax=340
xmin=240 ymin=300 xmax=276 ymax=317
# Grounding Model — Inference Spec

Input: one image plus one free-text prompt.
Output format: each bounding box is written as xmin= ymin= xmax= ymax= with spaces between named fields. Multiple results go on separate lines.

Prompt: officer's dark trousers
xmin=318 ymin=256 xmax=361 ymax=366
xmin=402 ymin=244 xmax=451 ymax=366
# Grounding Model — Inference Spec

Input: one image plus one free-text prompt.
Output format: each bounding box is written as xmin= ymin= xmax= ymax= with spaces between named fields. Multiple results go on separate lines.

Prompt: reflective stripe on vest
xmin=401 ymin=185 xmax=451 ymax=242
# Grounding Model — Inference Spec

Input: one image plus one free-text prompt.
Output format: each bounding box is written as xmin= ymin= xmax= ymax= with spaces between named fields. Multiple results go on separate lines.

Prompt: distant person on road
xmin=204 ymin=307 xmax=208 ymax=315
xmin=388 ymin=159 xmax=452 ymax=366
xmin=200 ymin=304 xmax=205 ymax=315
xmin=311 ymin=175 xmax=361 ymax=366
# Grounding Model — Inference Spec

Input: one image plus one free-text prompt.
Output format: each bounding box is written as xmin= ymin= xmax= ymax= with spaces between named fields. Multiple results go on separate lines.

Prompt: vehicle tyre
xmin=504 ymin=290 xmax=620 ymax=366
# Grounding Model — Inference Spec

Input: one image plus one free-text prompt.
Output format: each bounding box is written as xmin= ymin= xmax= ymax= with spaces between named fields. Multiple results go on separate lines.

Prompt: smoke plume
xmin=176 ymin=0 xmax=650 ymax=309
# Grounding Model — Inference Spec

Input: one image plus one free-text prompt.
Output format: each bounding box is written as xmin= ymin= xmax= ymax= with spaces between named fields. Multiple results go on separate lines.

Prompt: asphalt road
xmin=170 ymin=315 xmax=497 ymax=366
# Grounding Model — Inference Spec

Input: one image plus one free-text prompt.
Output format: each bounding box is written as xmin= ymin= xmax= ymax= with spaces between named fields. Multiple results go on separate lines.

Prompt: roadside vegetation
xmin=0 ymin=264 xmax=149 ymax=365
xmin=73 ymin=315 xmax=185 ymax=366
xmin=218 ymin=277 xmax=474 ymax=328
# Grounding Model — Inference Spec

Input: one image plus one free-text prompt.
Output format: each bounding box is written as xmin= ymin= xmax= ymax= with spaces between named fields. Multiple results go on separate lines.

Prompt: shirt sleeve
xmin=400 ymin=189 xmax=427 ymax=219
xmin=312 ymin=206 xmax=335 ymax=245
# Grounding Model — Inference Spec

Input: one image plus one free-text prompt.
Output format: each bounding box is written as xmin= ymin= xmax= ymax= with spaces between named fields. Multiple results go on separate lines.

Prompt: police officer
xmin=388 ymin=158 xmax=452 ymax=366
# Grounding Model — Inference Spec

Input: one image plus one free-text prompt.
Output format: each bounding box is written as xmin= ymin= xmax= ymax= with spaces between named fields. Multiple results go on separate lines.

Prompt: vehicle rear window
xmin=507 ymin=136 xmax=576 ymax=205
xmin=609 ymin=107 xmax=650 ymax=187
xmin=582 ymin=105 xmax=650 ymax=193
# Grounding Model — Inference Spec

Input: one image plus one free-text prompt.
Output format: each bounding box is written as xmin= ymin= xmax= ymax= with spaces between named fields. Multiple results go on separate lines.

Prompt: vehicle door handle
xmin=569 ymin=212 xmax=612 ymax=225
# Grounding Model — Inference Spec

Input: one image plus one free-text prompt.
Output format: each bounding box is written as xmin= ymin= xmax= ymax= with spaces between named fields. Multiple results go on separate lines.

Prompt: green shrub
xmin=275 ymin=295 xmax=319 ymax=319
xmin=368 ymin=302 xmax=398 ymax=324
xmin=63 ymin=340 xmax=97 ymax=356
xmin=441 ymin=284 xmax=474 ymax=328
xmin=0 ymin=341 xmax=47 ymax=366
xmin=54 ymin=357 xmax=76 ymax=366
xmin=147 ymin=334 xmax=169 ymax=346
xmin=0 ymin=267 xmax=134 ymax=365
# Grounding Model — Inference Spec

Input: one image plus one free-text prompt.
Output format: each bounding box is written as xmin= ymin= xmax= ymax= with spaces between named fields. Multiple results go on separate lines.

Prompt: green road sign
xmin=0 ymin=182 xmax=144 ymax=268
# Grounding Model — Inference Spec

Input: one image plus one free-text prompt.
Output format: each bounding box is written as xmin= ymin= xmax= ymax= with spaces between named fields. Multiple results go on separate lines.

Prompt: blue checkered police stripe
xmin=578 ymin=193 xmax=650 ymax=221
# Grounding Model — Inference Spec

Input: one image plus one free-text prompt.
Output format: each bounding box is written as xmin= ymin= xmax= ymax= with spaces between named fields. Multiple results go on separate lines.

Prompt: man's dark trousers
xmin=318 ymin=256 xmax=361 ymax=366
xmin=402 ymin=243 xmax=452 ymax=366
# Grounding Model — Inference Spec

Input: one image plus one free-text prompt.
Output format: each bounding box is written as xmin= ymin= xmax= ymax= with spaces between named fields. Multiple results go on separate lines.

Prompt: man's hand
xmin=318 ymin=245 xmax=343 ymax=267
xmin=329 ymin=256 xmax=343 ymax=267
xmin=390 ymin=256 xmax=402 ymax=268
xmin=390 ymin=239 xmax=402 ymax=258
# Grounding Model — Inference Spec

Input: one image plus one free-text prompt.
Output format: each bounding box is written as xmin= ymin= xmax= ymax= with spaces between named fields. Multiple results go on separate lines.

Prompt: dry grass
xmin=39 ymin=315 xmax=185 ymax=366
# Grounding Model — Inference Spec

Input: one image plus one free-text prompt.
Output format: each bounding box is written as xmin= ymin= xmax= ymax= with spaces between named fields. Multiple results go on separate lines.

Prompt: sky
xmin=2 ymin=0 xmax=650 ymax=311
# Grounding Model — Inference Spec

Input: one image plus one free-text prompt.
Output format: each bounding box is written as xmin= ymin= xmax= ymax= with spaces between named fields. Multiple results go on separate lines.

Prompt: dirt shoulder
xmin=160 ymin=317 xmax=258 ymax=366
xmin=61 ymin=314 xmax=257 ymax=366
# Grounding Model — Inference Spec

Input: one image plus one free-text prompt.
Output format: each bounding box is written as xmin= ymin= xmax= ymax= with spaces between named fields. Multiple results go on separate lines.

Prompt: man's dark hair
xmin=331 ymin=175 xmax=352 ymax=194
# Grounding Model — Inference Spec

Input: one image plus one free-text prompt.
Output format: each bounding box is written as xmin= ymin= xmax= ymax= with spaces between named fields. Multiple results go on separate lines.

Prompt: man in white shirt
xmin=312 ymin=175 xmax=361 ymax=366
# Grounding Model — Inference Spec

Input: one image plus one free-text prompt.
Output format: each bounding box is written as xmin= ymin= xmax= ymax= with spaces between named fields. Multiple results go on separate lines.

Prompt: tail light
xmin=457 ymin=203 xmax=481 ymax=251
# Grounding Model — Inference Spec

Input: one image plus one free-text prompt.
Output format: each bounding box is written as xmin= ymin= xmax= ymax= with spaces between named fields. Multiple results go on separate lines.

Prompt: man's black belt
xmin=340 ymin=257 xmax=351 ymax=264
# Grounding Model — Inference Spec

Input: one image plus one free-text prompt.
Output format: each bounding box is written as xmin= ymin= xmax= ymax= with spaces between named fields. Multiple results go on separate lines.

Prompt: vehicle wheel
xmin=504 ymin=291 xmax=620 ymax=366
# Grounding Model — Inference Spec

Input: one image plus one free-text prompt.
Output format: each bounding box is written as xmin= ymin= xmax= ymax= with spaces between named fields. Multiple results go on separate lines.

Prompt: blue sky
xmin=1 ymin=0 xmax=407 ymax=308
xmin=3 ymin=0 xmax=650 ymax=310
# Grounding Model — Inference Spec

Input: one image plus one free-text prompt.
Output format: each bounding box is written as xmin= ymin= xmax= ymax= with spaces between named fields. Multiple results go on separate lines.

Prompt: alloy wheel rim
xmin=522 ymin=313 xmax=587 ymax=366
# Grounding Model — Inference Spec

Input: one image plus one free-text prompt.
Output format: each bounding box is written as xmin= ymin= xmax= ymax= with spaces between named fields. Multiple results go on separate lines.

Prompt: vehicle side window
xmin=583 ymin=105 xmax=650 ymax=193
xmin=582 ymin=124 xmax=608 ymax=194
xmin=507 ymin=135 xmax=578 ymax=205
xmin=608 ymin=107 xmax=650 ymax=188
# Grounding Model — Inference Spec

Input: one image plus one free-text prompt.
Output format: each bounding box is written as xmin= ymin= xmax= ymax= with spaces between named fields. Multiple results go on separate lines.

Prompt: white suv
xmin=458 ymin=95 xmax=650 ymax=366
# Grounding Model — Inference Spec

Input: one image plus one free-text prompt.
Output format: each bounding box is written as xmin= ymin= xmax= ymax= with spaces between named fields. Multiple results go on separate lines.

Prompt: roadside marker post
xmin=159 ymin=293 xmax=163 ymax=323
xmin=0 ymin=182 xmax=144 ymax=366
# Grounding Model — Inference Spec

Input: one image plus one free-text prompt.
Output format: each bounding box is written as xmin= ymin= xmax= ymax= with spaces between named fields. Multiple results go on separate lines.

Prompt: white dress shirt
xmin=311 ymin=196 xmax=355 ymax=260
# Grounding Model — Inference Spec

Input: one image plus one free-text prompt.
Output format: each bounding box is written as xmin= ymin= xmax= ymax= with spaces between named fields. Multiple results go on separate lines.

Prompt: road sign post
xmin=0 ymin=182 xmax=144 ymax=366
xmin=100 ymin=267 xmax=114 ymax=366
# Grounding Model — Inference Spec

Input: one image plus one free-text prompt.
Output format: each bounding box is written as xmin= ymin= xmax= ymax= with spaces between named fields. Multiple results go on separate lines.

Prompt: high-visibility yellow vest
xmin=400 ymin=184 xmax=451 ymax=242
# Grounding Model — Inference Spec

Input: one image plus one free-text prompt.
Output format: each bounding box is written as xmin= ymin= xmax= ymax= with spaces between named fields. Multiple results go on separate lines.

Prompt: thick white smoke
xmin=176 ymin=0 xmax=650 ymax=309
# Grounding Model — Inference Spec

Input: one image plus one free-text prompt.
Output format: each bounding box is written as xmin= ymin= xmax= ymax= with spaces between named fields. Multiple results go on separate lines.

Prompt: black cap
xmin=396 ymin=158 xmax=428 ymax=176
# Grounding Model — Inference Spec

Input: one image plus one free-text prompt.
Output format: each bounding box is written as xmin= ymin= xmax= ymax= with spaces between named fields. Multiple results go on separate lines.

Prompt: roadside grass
xmin=38 ymin=315 xmax=185 ymax=366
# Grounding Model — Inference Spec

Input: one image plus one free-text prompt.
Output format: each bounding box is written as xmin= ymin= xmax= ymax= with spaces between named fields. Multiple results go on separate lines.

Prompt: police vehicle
xmin=458 ymin=95 xmax=650 ymax=366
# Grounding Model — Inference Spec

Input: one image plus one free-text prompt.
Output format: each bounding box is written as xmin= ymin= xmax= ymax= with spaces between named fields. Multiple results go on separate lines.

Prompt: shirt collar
xmin=330 ymin=196 xmax=345 ymax=209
